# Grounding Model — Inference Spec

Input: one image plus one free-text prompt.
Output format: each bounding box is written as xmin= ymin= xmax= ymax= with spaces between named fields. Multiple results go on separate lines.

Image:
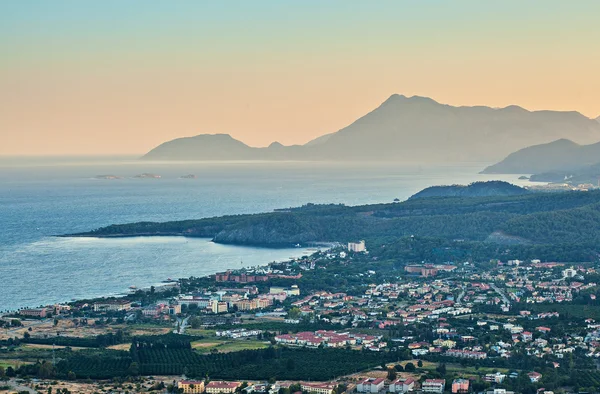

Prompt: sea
xmin=0 ymin=157 xmax=532 ymax=311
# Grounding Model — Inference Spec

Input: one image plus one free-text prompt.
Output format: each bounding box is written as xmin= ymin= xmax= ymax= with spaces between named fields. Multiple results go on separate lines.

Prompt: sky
xmin=1 ymin=1 xmax=600 ymax=156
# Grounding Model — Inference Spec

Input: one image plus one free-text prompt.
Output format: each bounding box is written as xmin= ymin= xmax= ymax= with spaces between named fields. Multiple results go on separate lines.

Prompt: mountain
xmin=409 ymin=181 xmax=529 ymax=199
xmin=529 ymin=162 xmax=600 ymax=184
xmin=142 ymin=95 xmax=600 ymax=162
xmin=596 ymin=116 xmax=600 ymax=123
xmin=482 ymin=139 xmax=600 ymax=174
xmin=143 ymin=134 xmax=257 ymax=160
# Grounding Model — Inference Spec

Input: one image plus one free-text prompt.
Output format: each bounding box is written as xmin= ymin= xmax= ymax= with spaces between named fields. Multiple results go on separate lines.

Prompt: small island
xmin=133 ymin=173 xmax=161 ymax=179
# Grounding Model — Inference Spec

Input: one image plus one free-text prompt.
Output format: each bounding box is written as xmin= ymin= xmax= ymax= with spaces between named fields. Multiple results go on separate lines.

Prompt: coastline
xmin=1 ymin=236 xmax=317 ymax=312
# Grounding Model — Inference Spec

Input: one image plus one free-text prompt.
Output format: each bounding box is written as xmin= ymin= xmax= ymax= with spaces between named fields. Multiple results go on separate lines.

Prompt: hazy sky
xmin=2 ymin=1 xmax=600 ymax=156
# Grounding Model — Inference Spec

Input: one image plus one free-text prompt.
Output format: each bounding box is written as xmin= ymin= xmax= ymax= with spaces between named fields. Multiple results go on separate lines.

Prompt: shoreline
xmin=58 ymin=233 xmax=336 ymax=249
xmin=1 ymin=240 xmax=321 ymax=313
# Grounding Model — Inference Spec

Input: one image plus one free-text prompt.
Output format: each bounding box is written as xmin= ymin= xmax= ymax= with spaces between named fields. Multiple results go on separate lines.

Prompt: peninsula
xmin=66 ymin=182 xmax=600 ymax=261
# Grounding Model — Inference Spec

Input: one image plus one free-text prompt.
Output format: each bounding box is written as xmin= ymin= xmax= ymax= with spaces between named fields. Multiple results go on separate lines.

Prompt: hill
xmin=482 ymin=139 xmax=600 ymax=174
xmin=67 ymin=189 xmax=600 ymax=255
xmin=143 ymin=134 xmax=257 ymax=160
xmin=141 ymin=95 xmax=600 ymax=162
xmin=529 ymin=162 xmax=600 ymax=184
xmin=408 ymin=181 xmax=528 ymax=199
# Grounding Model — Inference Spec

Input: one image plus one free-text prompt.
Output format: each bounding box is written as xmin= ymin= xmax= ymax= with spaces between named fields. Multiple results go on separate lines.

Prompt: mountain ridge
xmin=482 ymin=139 xmax=600 ymax=174
xmin=142 ymin=94 xmax=600 ymax=162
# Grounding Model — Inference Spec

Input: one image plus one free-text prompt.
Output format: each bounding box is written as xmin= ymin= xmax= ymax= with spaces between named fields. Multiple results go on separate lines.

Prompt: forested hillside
xmin=68 ymin=186 xmax=600 ymax=249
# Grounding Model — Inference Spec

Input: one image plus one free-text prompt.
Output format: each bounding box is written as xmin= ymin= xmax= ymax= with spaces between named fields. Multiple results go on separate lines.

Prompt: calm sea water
xmin=0 ymin=158 xmax=530 ymax=311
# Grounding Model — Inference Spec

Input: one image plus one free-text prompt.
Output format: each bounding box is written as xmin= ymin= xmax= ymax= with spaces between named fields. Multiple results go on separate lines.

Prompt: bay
xmin=0 ymin=159 xmax=530 ymax=311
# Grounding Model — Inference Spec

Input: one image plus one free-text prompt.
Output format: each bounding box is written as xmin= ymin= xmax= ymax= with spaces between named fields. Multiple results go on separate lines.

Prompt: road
xmin=490 ymin=283 xmax=511 ymax=305
xmin=6 ymin=379 xmax=37 ymax=393
xmin=456 ymin=287 xmax=466 ymax=304
xmin=174 ymin=316 xmax=189 ymax=334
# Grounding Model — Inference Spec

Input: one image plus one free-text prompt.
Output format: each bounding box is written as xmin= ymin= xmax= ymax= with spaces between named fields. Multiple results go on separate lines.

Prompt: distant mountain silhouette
xmin=143 ymin=134 xmax=258 ymax=160
xmin=142 ymin=95 xmax=600 ymax=162
xmin=482 ymin=139 xmax=600 ymax=174
xmin=528 ymin=162 xmax=600 ymax=184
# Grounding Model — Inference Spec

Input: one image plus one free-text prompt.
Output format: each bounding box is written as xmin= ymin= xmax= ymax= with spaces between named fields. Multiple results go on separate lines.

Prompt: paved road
xmin=6 ymin=379 xmax=37 ymax=393
xmin=490 ymin=283 xmax=511 ymax=305
xmin=174 ymin=316 xmax=189 ymax=334
xmin=456 ymin=287 xmax=466 ymax=304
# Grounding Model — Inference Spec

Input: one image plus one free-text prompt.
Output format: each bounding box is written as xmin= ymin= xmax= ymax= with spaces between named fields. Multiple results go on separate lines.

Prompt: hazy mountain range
xmin=482 ymin=139 xmax=600 ymax=174
xmin=142 ymin=94 xmax=600 ymax=162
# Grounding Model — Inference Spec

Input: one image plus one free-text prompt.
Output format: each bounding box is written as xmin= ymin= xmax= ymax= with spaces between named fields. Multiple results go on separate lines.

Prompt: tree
xmin=127 ymin=362 xmax=140 ymax=376
xmin=387 ymin=368 xmax=397 ymax=381
xmin=286 ymin=358 xmax=295 ymax=371
xmin=0 ymin=366 xmax=5 ymax=379
xmin=288 ymin=307 xmax=301 ymax=320
xmin=39 ymin=361 xmax=55 ymax=379
xmin=436 ymin=363 xmax=446 ymax=375
xmin=417 ymin=360 xmax=423 ymax=368
xmin=5 ymin=367 xmax=15 ymax=377
xmin=404 ymin=363 xmax=415 ymax=372
xmin=189 ymin=317 xmax=202 ymax=329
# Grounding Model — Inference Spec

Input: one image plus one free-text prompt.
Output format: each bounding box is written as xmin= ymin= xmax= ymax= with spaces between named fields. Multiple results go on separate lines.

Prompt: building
xmin=389 ymin=378 xmax=415 ymax=393
xmin=528 ymin=372 xmax=542 ymax=383
xmin=205 ymin=381 xmax=241 ymax=394
xmin=233 ymin=296 xmax=273 ymax=311
xmin=93 ymin=300 xmax=132 ymax=312
xmin=301 ymin=382 xmax=337 ymax=394
xmin=422 ymin=379 xmax=445 ymax=394
xmin=209 ymin=299 xmax=228 ymax=314
xmin=357 ymin=378 xmax=385 ymax=393
xmin=445 ymin=349 xmax=487 ymax=359
xmin=348 ymin=240 xmax=366 ymax=252
xmin=178 ymin=380 xmax=205 ymax=393
xmin=270 ymin=285 xmax=300 ymax=296
xmin=18 ymin=308 xmax=48 ymax=318
xmin=484 ymin=373 xmax=506 ymax=384
xmin=563 ymin=267 xmax=577 ymax=278
xmin=215 ymin=270 xmax=269 ymax=283
xmin=169 ymin=303 xmax=182 ymax=315
xmin=452 ymin=379 xmax=469 ymax=394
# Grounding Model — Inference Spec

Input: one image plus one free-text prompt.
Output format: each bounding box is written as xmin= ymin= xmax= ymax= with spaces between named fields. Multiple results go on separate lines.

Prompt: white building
xmin=422 ymin=379 xmax=445 ymax=394
xmin=563 ymin=267 xmax=577 ymax=278
xmin=389 ymin=378 xmax=415 ymax=393
xmin=348 ymin=240 xmax=366 ymax=252
xmin=301 ymin=382 xmax=337 ymax=394
xmin=357 ymin=378 xmax=384 ymax=393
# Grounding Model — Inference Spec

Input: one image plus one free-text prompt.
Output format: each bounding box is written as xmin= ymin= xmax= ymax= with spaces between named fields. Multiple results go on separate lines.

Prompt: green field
xmin=399 ymin=360 xmax=510 ymax=378
xmin=191 ymin=338 xmax=269 ymax=353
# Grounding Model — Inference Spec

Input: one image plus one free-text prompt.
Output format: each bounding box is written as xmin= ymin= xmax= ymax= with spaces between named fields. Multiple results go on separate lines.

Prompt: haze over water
xmin=0 ymin=158 xmax=532 ymax=311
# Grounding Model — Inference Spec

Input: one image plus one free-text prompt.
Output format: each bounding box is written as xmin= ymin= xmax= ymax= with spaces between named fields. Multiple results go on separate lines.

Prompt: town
xmin=2 ymin=240 xmax=600 ymax=394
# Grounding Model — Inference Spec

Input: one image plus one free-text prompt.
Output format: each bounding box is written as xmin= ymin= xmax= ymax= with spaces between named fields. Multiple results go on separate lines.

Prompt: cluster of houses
xmin=274 ymin=330 xmax=384 ymax=350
